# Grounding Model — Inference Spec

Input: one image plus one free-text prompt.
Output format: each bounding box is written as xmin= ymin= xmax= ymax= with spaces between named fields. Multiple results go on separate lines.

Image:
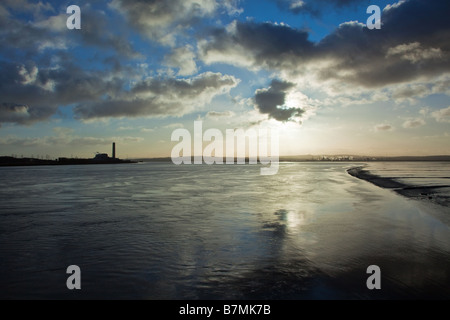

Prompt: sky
xmin=0 ymin=0 xmax=449 ymax=159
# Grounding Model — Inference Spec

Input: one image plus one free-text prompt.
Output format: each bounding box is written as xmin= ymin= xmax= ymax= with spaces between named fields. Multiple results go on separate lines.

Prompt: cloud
xmin=386 ymin=42 xmax=443 ymax=63
xmin=0 ymin=133 xmax=143 ymax=148
xmin=273 ymin=0 xmax=360 ymax=15
xmin=34 ymin=14 xmax=67 ymax=32
xmin=199 ymin=20 xmax=314 ymax=70
xmin=420 ymin=106 xmax=431 ymax=116
xmin=163 ymin=123 xmax=184 ymax=129
xmin=0 ymin=60 xmax=123 ymax=125
xmin=74 ymin=72 xmax=239 ymax=120
xmin=53 ymin=126 xmax=75 ymax=136
xmin=164 ymin=46 xmax=198 ymax=76
xmin=77 ymin=8 xmax=141 ymax=58
xmin=222 ymin=0 xmax=243 ymax=15
xmin=402 ymin=118 xmax=426 ymax=128
xmin=432 ymin=106 xmax=450 ymax=123
xmin=110 ymin=0 xmax=239 ymax=46
xmin=199 ymin=0 xmax=450 ymax=90
xmin=2 ymin=0 xmax=449 ymax=131
xmin=206 ymin=111 xmax=235 ymax=119
xmin=0 ymin=136 xmax=44 ymax=147
xmin=0 ymin=103 xmax=34 ymax=125
xmin=274 ymin=0 xmax=307 ymax=14
xmin=0 ymin=4 xmax=67 ymax=56
xmin=254 ymin=80 xmax=305 ymax=122
xmin=390 ymin=83 xmax=430 ymax=102
xmin=0 ymin=0 xmax=54 ymax=15
xmin=375 ymin=124 xmax=394 ymax=132
xmin=315 ymin=0 xmax=450 ymax=87
xmin=349 ymin=75 xmax=450 ymax=106
xmin=0 ymin=1 xmax=139 ymax=59
xmin=69 ymin=136 xmax=144 ymax=146
xmin=0 ymin=58 xmax=237 ymax=125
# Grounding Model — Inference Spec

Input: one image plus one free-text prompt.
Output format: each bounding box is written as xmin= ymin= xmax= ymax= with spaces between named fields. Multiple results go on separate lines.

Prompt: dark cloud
xmin=0 ymin=7 xmax=62 ymax=59
xmin=2 ymin=0 xmax=448 ymax=128
xmin=0 ymin=1 xmax=139 ymax=59
xmin=0 ymin=0 xmax=239 ymax=126
xmin=77 ymin=9 xmax=141 ymax=59
xmin=254 ymin=80 xmax=304 ymax=122
xmin=0 ymin=60 xmax=123 ymax=125
xmin=0 ymin=103 xmax=35 ymax=125
xmin=316 ymin=0 xmax=450 ymax=87
xmin=201 ymin=0 xmax=450 ymax=88
xmin=74 ymin=72 xmax=238 ymax=120
xmin=200 ymin=20 xmax=314 ymax=69
xmin=0 ymin=58 xmax=237 ymax=124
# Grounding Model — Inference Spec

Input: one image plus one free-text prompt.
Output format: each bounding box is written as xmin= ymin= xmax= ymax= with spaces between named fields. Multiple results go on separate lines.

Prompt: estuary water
xmin=0 ymin=162 xmax=449 ymax=299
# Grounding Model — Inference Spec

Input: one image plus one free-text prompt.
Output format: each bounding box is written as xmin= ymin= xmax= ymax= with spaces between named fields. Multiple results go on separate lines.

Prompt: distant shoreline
xmin=0 ymin=156 xmax=136 ymax=167
xmin=2 ymin=155 xmax=450 ymax=167
xmin=136 ymin=155 xmax=450 ymax=162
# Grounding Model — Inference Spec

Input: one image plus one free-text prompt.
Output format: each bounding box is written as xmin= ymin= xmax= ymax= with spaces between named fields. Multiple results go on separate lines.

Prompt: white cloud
xmin=222 ymin=0 xmax=243 ymax=15
xmin=53 ymin=127 xmax=75 ymax=136
xmin=289 ymin=0 xmax=306 ymax=10
xmin=432 ymin=106 xmax=450 ymax=123
xmin=163 ymin=123 xmax=184 ymax=129
xmin=420 ymin=106 xmax=430 ymax=116
xmin=164 ymin=46 xmax=198 ymax=76
xmin=402 ymin=118 xmax=426 ymax=128
xmin=110 ymin=0 xmax=219 ymax=46
xmin=383 ymin=1 xmax=406 ymax=13
xmin=206 ymin=111 xmax=235 ymax=119
xmin=35 ymin=14 xmax=67 ymax=32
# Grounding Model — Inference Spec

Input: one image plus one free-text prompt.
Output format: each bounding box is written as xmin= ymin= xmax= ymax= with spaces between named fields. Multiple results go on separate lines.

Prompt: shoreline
xmin=347 ymin=166 xmax=450 ymax=208
xmin=0 ymin=161 xmax=137 ymax=167
xmin=0 ymin=156 xmax=136 ymax=167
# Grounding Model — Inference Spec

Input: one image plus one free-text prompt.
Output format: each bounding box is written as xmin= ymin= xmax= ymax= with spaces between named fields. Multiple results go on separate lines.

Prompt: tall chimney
xmin=112 ymin=142 xmax=116 ymax=159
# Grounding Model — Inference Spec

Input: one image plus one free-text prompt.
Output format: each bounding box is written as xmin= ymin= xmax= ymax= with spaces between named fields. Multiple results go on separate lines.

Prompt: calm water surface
xmin=0 ymin=162 xmax=449 ymax=299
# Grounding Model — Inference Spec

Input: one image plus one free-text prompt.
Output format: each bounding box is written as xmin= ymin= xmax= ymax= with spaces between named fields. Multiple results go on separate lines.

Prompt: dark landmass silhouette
xmin=1 ymin=155 xmax=449 ymax=167
xmin=0 ymin=156 xmax=136 ymax=167
xmin=0 ymin=142 xmax=137 ymax=166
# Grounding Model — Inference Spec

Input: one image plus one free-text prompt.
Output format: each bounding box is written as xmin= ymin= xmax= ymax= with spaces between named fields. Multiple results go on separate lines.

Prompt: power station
xmin=93 ymin=142 xmax=119 ymax=161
